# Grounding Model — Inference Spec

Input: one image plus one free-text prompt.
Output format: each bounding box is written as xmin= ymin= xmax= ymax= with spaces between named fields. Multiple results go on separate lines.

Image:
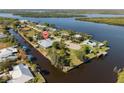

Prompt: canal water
xmin=1 ymin=13 xmax=124 ymax=82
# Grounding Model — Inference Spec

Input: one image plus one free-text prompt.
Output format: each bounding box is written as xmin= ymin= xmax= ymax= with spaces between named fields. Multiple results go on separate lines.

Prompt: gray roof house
xmin=38 ymin=38 xmax=53 ymax=48
xmin=0 ymin=33 xmax=7 ymax=39
xmin=0 ymin=46 xmax=18 ymax=62
xmin=82 ymin=40 xmax=97 ymax=47
xmin=7 ymin=64 xmax=34 ymax=83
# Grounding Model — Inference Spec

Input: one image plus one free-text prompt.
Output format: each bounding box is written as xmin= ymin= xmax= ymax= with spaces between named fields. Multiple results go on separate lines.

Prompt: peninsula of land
xmin=76 ymin=17 xmax=124 ymax=26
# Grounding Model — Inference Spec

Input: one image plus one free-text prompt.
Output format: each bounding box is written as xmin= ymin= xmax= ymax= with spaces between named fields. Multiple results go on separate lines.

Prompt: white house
xmin=48 ymin=27 xmax=57 ymax=31
xmin=0 ymin=46 xmax=18 ymax=62
xmin=36 ymin=25 xmax=47 ymax=28
xmin=0 ymin=33 xmax=7 ymax=39
xmin=19 ymin=20 xmax=28 ymax=23
xmin=8 ymin=64 xmax=34 ymax=83
xmin=82 ymin=40 xmax=97 ymax=47
xmin=74 ymin=34 xmax=82 ymax=38
xmin=98 ymin=43 xmax=104 ymax=47
xmin=38 ymin=38 xmax=53 ymax=48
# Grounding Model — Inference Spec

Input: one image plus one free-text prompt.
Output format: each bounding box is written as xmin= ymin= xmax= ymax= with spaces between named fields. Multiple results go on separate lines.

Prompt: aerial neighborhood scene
xmin=0 ymin=9 xmax=124 ymax=83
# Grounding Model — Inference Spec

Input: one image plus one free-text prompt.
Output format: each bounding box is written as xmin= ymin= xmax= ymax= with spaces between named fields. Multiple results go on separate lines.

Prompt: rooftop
xmin=8 ymin=64 xmax=34 ymax=83
xmin=0 ymin=46 xmax=18 ymax=62
xmin=38 ymin=38 xmax=53 ymax=48
xmin=74 ymin=34 xmax=82 ymax=38
xmin=0 ymin=33 xmax=7 ymax=39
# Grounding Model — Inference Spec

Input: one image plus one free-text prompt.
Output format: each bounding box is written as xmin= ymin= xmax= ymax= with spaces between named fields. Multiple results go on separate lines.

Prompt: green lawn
xmin=117 ymin=71 xmax=124 ymax=83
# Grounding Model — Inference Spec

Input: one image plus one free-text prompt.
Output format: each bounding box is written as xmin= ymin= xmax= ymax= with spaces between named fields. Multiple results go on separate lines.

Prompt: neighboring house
xmin=98 ymin=43 xmax=104 ymax=47
xmin=48 ymin=27 xmax=57 ymax=31
xmin=38 ymin=38 xmax=53 ymax=48
xmin=36 ymin=25 xmax=47 ymax=28
xmin=0 ymin=33 xmax=7 ymax=39
xmin=61 ymin=33 xmax=69 ymax=37
xmin=82 ymin=40 xmax=97 ymax=47
xmin=8 ymin=64 xmax=34 ymax=83
xmin=73 ymin=34 xmax=82 ymax=38
xmin=19 ymin=20 xmax=28 ymax=23
xmin=0 ymin=46 xmax=18 ymax=62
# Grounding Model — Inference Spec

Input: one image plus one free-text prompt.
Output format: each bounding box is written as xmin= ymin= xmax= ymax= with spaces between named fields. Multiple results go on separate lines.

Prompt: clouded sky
xmin=0 ymin=0 xmax=124 ymax=9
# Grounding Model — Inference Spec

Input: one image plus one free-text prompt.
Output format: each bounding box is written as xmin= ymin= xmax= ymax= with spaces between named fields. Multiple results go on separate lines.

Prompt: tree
xmin=76 ymin=50 xmax=86 ymax=61
xmin=0 ymin=76 xmax=10 ymax=83
xmin=4 ymin=26 xmax=10 ymax=30
xmin=27 ymin=36 xmax=33 ymax=42
xmin=48 ymin=47 xmax=58 ymax=66
xmin=68 ymin=30 xmax=76 ymax=36
xmin=84 ymin=45 xmax=91 ymax=54
xmin=31 ymin=64 xmax=37 ymax=73
xmin=52 ymin=41 xmax=60 ymax=49
xmin=43 ymin=23 xmax=55 ymax=28
xmin=13 ymin=21 xmax=20 ymax=28
xmin=48 ymin=41 xmax=70 ymax=69
xmin=0 ymin=61 xmax=15 ymax=72
xmin=53 ymin=31 xmax=59 ymax=36
xmin=43 ymin=23 xmax=49 ymax=27
xmin=9 ymin=36 xmax=15 ymax=43
xmin=103 ymin=40 xmax=109 ymax=47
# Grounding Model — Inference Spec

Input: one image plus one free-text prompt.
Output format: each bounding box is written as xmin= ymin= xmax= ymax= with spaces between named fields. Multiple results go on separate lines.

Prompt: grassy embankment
xmin=76 ymin=17 xmax=124 ymax=26
xmin=117 ymin=70 xmax=124 ymax=83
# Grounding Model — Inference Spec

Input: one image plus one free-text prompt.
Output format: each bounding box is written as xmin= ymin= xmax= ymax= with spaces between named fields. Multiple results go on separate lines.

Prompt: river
xmin=1 ymin=13 xmax=124 ymax=83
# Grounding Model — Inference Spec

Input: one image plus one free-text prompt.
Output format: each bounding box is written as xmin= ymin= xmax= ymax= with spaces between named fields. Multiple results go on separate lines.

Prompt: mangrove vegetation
xmin=76 ymin=17 xmax=124 ymax=26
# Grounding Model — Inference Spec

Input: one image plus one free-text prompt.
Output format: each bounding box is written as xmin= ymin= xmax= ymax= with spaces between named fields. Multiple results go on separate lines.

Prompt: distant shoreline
xmin=76 ymin=17 xmax=124 ymax=26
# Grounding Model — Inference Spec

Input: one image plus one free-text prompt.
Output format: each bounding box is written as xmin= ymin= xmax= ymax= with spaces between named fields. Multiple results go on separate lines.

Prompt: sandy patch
xmin=65 ymin=41 xmax=81 ymax=50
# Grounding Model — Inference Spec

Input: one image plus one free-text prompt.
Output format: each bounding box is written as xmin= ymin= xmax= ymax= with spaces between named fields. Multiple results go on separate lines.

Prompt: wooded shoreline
xmin=76 ymin=17 xmax=124 ymax=26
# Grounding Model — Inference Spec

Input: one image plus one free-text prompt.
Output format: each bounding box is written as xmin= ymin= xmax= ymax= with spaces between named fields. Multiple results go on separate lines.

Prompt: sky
xmin=0 ymin=0 xmax=124 ymax=9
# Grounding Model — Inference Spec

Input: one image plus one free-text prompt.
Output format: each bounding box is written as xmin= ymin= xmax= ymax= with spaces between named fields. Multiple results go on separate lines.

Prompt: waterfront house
xmin=7 ymin=64 xmax=34 ymax=83
xmin=82 ymin=40 xmax=97 ymax=47
xmin=61 ymin=33 xmax=69 ymax=37
xmin=98 ymin=43 xmax=104 ymax=47
xmin=0 ymin=33 xmax=7 ymax=39
xmin=38 ymin=38 xmax=53 ymax=48
xmin=48 ymin=27 xmax=57 ymax=31
xmin=36 ymin=24 xmax=47 ymax=28
xmin=19 ymin=20 xmax=28 ymax=23
xmin=0 ymin=46 xmax=18 ymax=62
xmin=73 ymin=34 xmax=82 ymax=38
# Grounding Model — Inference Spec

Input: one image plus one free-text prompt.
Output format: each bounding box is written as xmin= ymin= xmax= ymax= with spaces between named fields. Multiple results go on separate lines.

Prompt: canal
xmin=1 ymin=13 xmax=124 ymax=82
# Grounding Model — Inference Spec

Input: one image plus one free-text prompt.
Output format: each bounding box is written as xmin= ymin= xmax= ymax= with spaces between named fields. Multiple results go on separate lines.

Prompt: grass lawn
xmin=26 ymin=30 xmax=36 ymax=37
xmin=117 ymin=71 xmax=124 ymax=83
xmin=70 ymin=49 xmax=83 ymax=66
xmin=86 ymin=53 xmax=96 ymax=59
